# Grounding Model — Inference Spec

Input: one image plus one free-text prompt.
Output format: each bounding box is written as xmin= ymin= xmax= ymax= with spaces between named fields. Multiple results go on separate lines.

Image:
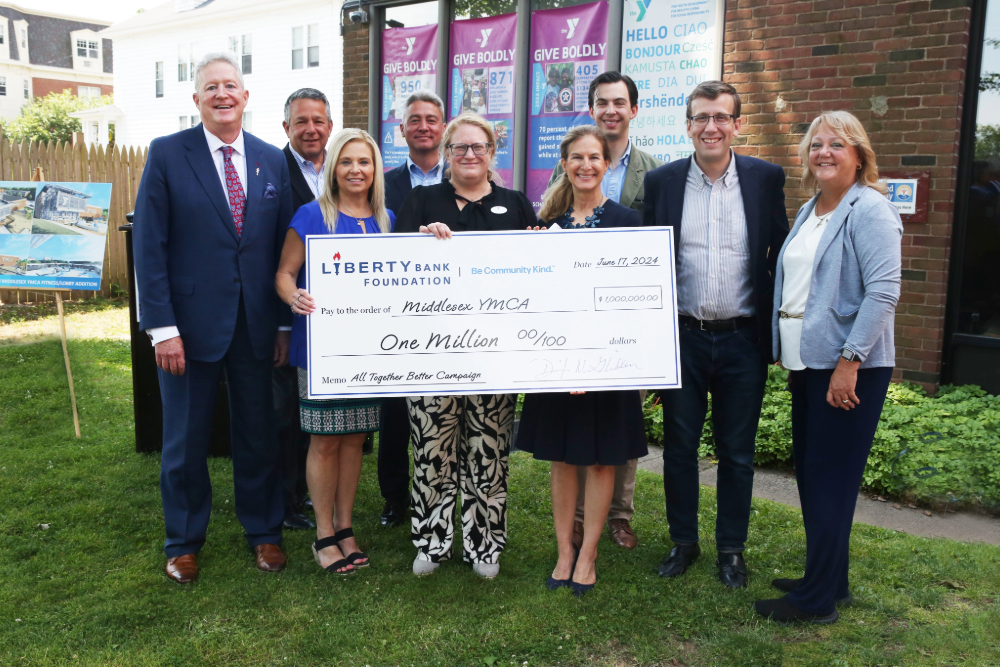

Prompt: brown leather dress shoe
xmin=608 ymin=518 xmax=638 ymax=550
xmin=165 ymin=554 xmax=198 ymax=584
xmin=254 ymin=544 xmax=287 ymax=572
xmin=572 ymin=520 xmax=584 ymax=551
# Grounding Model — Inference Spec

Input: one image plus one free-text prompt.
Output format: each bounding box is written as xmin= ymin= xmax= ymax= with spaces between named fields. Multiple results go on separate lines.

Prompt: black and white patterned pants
xmin=406 ymin=394 xmax=515 ymax=564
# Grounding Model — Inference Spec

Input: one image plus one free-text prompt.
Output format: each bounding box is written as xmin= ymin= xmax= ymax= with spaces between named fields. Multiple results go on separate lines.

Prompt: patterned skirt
xmin=297 ymin=368 xmax=381 ymax=435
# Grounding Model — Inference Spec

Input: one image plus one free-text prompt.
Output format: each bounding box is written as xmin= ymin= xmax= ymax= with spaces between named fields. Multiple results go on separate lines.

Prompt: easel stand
xmin=55 ymin=291 xmax=82 ymax=438
xmin=26 ymin=167 xmax=82 ymax=438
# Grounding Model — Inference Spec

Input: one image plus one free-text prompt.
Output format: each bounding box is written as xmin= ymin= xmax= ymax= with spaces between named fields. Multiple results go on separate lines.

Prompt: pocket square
xmin=264 ymin=183 xmax=277 ymax=199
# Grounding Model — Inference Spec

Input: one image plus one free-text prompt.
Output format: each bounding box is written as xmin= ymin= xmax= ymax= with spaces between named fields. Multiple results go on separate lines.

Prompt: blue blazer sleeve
xmin=133 ymin=138 xmax=175 ymax=331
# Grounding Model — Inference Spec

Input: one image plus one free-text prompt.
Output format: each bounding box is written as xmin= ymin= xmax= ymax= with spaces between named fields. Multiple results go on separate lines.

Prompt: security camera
xmin=349 ymin=10 xmax=368 ymax=23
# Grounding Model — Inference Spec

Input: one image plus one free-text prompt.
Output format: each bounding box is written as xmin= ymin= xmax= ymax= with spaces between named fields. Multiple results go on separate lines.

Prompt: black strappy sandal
xmin=312 ymin=536 xmax=355 ymax=575
xmin=334 ymin=527 xmax=369 ymax=568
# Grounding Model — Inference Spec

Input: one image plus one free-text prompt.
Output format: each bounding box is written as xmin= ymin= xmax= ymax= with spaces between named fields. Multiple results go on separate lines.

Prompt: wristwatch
xmin=841 ymin=348 xmax=859 ymax=362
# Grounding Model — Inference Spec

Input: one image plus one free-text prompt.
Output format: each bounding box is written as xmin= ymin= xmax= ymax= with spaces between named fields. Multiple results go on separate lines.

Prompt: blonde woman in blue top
xmin=276 ymin=128 xmax=396 ymax=575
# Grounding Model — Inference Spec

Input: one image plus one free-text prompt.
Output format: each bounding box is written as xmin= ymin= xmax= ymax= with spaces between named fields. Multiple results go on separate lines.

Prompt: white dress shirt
xmin=147 ymin=127 xmax=254 ymax=346
xmin=778 ymin=207 xmax=828 ymax=370
xmin=676 ymin=151 xmax=754 ymax=320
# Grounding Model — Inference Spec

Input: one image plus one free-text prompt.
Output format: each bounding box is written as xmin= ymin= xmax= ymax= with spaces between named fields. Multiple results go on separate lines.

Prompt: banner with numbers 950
xmin=380 ymin=23 xmax=439 ymax=170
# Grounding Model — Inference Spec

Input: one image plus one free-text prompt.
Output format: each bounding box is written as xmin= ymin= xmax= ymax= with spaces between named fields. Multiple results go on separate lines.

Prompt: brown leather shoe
xmin=254 ymin=543 xmax=287 ymax=572
xmin=165 ymin=554 xmax=198 ymax=584
xmin=608 ymin=518 xmax=638 ymax=550
xmin=572 ymin=520 xmax=584 ymax=551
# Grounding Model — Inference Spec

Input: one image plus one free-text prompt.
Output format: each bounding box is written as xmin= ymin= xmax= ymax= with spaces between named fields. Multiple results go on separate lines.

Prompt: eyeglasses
xmin=447 ymin=142 xmax=492 ymax=156
xmin=687 ymin=113 xmax=738 ymax=127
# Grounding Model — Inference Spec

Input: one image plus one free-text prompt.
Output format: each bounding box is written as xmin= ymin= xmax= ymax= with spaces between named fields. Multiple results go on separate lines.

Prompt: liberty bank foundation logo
xmin=404 ymin=36 xmax=416 ymax=55
xmin=478 ymin=28 xmax=492 ymax=48
xmin=563 ymin=17 xmax=579 ymax=39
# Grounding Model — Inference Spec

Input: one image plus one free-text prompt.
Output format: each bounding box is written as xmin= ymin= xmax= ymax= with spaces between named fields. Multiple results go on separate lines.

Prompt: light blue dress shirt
xmin=289 ymin=144 xmax=325 ymax=198
xmin=601 ymin=140 xmax=632 ymax=204
xmin=406 ymin=157 xmax=445 ymax=189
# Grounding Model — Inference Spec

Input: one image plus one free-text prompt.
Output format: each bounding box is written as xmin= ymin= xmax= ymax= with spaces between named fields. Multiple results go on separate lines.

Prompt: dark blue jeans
xmin=785 ymin=366 xmax=893 ymax=615
xmin=661 ymin=325 xmax=767 ymax=552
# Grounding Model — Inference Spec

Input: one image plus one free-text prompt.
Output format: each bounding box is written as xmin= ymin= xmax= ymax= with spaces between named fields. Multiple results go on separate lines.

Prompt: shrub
xmin=643 ymin=368 xmax=1000 ymax=509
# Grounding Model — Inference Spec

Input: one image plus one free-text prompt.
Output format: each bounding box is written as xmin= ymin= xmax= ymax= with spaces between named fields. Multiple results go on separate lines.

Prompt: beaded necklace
xmin=560 ymin=204 xmax=605 ymax=229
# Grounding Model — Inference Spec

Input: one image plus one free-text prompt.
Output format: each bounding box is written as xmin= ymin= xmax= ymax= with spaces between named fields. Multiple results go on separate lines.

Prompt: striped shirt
xmin=289 ymin=144 xmax=324 ymax=198
xmin=676 ymin=152 xmax=754 ymax=320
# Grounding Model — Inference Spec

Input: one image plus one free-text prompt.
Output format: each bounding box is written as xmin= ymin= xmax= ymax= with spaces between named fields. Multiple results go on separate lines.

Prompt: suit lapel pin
xmin=256 ymin=167 xmax=260 ymax=176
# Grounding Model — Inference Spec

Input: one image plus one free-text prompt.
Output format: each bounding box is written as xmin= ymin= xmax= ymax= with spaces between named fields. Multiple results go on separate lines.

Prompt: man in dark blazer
xmin=134 ymin=53 xmax=293 ymax=584
xmin=379 ymin=89 xmax=446 ymax=527
xmin=644 ymin=81 xmax=789 ymax=589
xmin=277 ymin=88 xmax=333 ymax=530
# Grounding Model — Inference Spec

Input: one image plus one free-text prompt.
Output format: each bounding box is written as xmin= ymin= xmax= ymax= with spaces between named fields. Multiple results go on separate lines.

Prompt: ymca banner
xmin=381 ymin=23 xmax=439 ymax=170
xmin=620 ymin=0 xmax=724 ymax=164
xmin=449 ymin=13 xmax=518 ymax=187
xmin=527 ymin=0 xmax=609 ymax=211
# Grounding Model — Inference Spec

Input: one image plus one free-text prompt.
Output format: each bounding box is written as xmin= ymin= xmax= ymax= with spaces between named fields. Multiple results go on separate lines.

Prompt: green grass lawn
xmin=1 ymin=323 xmax=999 ymax=666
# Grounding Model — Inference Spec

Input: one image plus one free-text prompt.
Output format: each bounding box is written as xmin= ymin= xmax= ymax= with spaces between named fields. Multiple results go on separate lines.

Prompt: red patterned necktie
xmin=222 ymin=146 xmax=246 ymax=237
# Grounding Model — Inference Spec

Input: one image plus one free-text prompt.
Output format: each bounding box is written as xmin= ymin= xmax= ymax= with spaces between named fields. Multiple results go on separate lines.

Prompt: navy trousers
xmin=661 ymin=325 xmax=768 ymax=552
xmin=158 ymin=297 xmax=284 ymax=557
xmin=785 ymin=366 xmax=893 ymax=615
xmin=378 ymin=396 xmax=412 ymax=506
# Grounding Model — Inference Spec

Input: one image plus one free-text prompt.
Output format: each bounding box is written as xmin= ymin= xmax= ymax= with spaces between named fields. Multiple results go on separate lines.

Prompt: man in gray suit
xmin=548 ymin=71 xmax=663 ymax=551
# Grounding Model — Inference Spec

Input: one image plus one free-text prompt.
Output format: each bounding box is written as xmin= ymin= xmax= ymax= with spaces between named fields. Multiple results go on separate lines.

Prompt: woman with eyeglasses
xmin=754 ymin=111 xmax=901 ymax=624
xmin=395 ymin=113 xmax=535 ymax=578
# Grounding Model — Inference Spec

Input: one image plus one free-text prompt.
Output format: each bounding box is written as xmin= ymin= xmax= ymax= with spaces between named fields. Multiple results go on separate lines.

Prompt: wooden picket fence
xmin=0 ymin=132 xmax=146 ymax=305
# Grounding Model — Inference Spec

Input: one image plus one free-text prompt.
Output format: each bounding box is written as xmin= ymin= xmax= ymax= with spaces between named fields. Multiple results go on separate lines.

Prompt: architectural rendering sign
xmin=449 ymin=13 xmax=518 ymax=187
xmin=621 ymin=0 xmax=725 ymax=163
xmin=0 ymin=181 xmax=112 ymax=290
xmin=380 ymin=23 xmax=439 ymax=170
xmin=527 ymin=0 xmax=609 ymax=210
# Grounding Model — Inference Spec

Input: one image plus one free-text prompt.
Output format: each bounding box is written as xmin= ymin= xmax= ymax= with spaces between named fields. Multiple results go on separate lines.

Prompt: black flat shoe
xmin=658 ymin=543 xmax=701 ymax=578
xmin=380 ymin=501 xmax=407 ymax=527
xmin=363 ymin=433 xmax=374 ymax=455
xmin=546 ymin=576 xmax=571 ymax=590
xmin=334 ymin=527 xmax=369 ymax=568
xmin=717 ymin=552 xmax=748 ymax=589
xmin=754 ymin=597 xmax=839 ymax=625
xmin=570 ymin=579 xmax=595 ymax=597
xmin=283 ymin=509 xmax=316 ymax=530
xmin=771 ymin=578 xmax=854 ymax=606
xmin=312 ymin=536 xmax=354 ymax=576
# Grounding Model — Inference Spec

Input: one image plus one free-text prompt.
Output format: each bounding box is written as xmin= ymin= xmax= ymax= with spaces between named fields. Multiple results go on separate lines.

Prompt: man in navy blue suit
xmin=644 ymin=81 xmax=789 ymax=590
xmin=134 ymin=52 xmax=293 ymax=584
xmin=378 ymin=89 xmax=446 ymax=528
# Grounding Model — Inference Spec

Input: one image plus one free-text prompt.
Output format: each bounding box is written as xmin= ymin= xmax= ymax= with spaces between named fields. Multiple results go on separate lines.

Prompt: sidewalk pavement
xmin=637 ymin=445 xmax=1000 ymax=547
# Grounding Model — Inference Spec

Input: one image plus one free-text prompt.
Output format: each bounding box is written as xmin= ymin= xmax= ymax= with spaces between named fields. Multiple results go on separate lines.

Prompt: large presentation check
xmin=305 ymin=228 xmax=680 ymax=398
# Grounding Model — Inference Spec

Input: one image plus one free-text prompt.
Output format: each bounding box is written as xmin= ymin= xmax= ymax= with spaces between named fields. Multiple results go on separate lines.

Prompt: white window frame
xmin=291 ymin=27 xmax=304 ymax=70
xmin=23 ymin=79 xmax=29 ymax=99
xmin=241 ymin=34 xmax=252 ymax=75
xmin=77 ymin=39 xmax=98 ymax=59
xmin=79 ymin=85 xmax=101 ymax=98
xmin=0 ymin=24 xmax=5 ymax=45
xmin=242 ymin=111 xmax=252 ymax=133
xmin=307 ymin=24 xmax=320 ymax=68
xmin=155 ymin=61 xmax=164 ymax=98
xmin=178 ymin=44 xmax=188 ymax=82
xmin=0 ymin=77 xmax=6 ymax=97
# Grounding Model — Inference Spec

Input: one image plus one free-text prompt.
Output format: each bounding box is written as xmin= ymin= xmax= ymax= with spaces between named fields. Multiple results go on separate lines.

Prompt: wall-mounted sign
xmin=0 ymin=181 xmax=112 ymax=290
xmin=620 ymin=0 xmax=725 ymax=164
xmin=449 ymin=13 xmax=518 ymax=187
xmin=380 ymin=23 xmax=439 ymax=170
xmin=880 ymin=171 xmax=930 ymax=222
xmin=526 ymin=0 xmax=609 ymax=211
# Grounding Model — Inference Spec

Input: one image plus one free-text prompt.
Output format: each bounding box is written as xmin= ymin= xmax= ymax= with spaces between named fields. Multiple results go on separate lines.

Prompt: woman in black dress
xmin=516 ymin=125 xmax=648 ymax=596
xmin=395 ymin=113 xmax=536 ymax=579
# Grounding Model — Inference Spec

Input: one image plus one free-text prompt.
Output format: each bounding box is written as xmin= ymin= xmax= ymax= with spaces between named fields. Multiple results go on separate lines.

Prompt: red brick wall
xmin=342 ymin=15 xmax=370 ymax=131
xmin=32 ymin=78 xmax=113 ymax=98
xmin=725 ymin=0 xmax=971 ymax=390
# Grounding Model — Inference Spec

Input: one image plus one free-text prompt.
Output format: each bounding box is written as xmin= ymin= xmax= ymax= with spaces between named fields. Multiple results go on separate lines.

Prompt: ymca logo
xmin=478 ymin=28 xmax=492 ymax=48
xmin=405 ymin=37 xmax=416 ymax=55
xmin=635 ymin=0 xmax=653 ymax=21
xmin=565 ymin=17 xmax=579 ymax=39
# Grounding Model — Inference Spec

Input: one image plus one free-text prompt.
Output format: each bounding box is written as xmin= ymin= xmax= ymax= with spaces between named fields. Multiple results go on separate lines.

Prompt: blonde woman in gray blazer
xmin=754 ymin=111 xmax=902 ymax=625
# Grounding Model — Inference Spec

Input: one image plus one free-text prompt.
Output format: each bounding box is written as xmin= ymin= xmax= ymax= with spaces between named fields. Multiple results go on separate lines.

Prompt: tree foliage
xmin=454 ymin=0 xmax=574 ymax=18
xmin=3 ymin=91 xmax=114 ymax=145
xmin=976 ymin=124 xmax=1000 ymax=160
xmin=981 ymin=38 xmax=1000 ymax=93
